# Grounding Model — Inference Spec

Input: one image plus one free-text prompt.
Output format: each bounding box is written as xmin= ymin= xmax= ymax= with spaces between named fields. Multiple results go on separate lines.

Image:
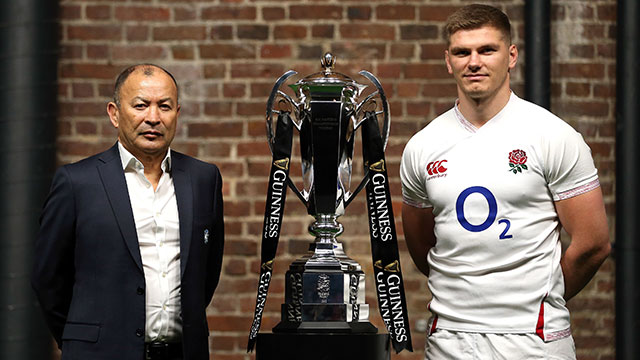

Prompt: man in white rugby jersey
xmin=400 ymin=4 xmax=610 ymax=359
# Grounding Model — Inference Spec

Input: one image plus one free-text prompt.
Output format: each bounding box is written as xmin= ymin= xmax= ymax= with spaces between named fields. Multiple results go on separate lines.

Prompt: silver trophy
xmin=265 ymin=53 xmax=390 ymax=333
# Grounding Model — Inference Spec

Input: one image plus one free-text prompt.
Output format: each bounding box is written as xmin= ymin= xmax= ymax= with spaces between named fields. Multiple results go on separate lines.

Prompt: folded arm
xmin=555 ymin=187 xmax=611 ymax=300
xmin=402 ymin=203 xmax=437 ymax=277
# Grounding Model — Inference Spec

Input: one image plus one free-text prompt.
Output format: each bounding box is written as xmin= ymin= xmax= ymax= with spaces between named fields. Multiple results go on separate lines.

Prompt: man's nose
xmin=468 ymin=52 xmax=481 ymax=70
xmin=145 ymin=106 xmax=161 ymax=124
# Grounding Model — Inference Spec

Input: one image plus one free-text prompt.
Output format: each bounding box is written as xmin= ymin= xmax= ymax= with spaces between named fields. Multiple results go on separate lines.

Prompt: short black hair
xmin=112 ymin=64 xmax=179 ymax=107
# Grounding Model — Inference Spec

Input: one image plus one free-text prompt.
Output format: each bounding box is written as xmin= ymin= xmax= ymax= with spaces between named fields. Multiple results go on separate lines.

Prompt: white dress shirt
xmin=118 ymin=142 xmax=182 ymax=342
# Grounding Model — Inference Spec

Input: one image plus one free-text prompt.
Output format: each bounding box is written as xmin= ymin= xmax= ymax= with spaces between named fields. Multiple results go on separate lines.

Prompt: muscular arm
xmin=555 ymin=187 xmax=610 ymax=300
xmin=402 ymin=203 xmax=436 ymax=277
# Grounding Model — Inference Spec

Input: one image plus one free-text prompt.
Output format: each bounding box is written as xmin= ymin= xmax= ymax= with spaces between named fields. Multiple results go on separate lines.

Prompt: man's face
xmin=445 ymin=26 xmax=518 ymax=101
xmin=107 ymin=68 xmax=179 ymax=161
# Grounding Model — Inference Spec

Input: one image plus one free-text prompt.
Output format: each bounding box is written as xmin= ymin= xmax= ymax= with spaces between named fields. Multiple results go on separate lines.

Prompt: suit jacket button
xmin=136 ymin=328 xmax=143 ymax=337
xmin=137 ymin=287 xmax=144 ymax=295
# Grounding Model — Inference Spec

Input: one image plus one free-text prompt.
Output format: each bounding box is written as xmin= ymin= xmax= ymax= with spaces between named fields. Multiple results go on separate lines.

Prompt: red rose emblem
xmin=509 ymin=149 xmax=527 ymax=165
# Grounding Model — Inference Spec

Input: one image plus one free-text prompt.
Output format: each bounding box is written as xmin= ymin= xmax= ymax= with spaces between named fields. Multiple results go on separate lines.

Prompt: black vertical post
xmin=0 ymin=0 xmax=59 ymax=358
xmin=524 ymin=0 xmax=551 ymax=109
xmin=616 ymin=1 xmax=640 ymax=359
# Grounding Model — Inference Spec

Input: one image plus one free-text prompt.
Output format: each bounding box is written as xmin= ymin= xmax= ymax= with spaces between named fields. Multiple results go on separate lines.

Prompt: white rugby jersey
xmin=400 ymin=92 xmax=599 ymax=340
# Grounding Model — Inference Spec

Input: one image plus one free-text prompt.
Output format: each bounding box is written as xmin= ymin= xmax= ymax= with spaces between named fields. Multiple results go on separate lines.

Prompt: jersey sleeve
xmin=400 ymin=137 xmax=432 ymax=208
xmin=545 ymin=123 xmax=600 ymax=201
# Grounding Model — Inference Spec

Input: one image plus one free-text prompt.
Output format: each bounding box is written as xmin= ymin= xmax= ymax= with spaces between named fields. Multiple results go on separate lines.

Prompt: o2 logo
xmin=455 ymin=186 xmax=513 ymax=239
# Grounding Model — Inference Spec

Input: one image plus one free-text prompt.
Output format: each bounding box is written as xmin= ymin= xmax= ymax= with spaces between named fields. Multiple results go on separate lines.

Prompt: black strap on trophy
xmin=362 ymin=111 xmax=413 ymax=353
xmin=247 ymin=111 xmax=294 ymax=351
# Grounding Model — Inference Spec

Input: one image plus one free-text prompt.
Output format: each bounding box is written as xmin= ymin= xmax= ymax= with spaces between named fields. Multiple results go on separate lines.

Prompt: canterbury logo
xmin=369 ymin=160 xmax=385 ymax=172
xmin=426 ymin=160 xmax=448 ymax=176
xmin=261 ymin=259 xmax=274 ymax=271
xmin=374 ymin=260 xmax=400 ymax=273
xmin=274 ymin=158 xmax=289 ymax=170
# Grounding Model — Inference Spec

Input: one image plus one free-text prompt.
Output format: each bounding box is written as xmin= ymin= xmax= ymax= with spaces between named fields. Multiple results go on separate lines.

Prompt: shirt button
xmin=162 ymin=272 xmax=167 ymax=278
xmin=137 ymin=287 xmax=144 ymax=295
xmin=136 ymin=328 xmax=143 ymax=337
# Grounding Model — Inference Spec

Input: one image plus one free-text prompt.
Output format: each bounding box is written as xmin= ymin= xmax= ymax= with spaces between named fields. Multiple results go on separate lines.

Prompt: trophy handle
xmin=266 ymin=70 xmax=310 ymax=206
xmin=343 ymin=71 xmax=391 ymax=209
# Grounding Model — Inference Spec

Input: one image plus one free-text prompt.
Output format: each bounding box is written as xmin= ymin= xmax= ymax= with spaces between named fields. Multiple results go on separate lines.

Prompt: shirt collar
xmin=117 ymin=141 xmax=172 ymax=173
xmin=454 ymin=91 xmax=516 ymax=133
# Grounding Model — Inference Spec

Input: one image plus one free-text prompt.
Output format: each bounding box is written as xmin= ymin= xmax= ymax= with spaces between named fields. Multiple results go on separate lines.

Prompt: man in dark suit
xmin=32 ymin=64 xmax=224 ymax=360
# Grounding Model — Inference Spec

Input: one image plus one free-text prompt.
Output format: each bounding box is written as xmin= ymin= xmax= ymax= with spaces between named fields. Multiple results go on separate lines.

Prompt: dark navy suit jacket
xmin=32 ymin=144 xmax=224 ymax=360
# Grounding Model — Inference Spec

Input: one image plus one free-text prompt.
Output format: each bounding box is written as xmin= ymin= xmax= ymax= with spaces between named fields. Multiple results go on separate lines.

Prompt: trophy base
xmin=272 ymin=319 xmax=377 ymax=333
xmin=256 ymin=332 xmax=390 ymax=360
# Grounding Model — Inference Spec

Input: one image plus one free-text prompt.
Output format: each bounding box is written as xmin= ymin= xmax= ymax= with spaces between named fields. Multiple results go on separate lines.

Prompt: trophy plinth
xmin=274 ymin=214 xmax=376 ymax=333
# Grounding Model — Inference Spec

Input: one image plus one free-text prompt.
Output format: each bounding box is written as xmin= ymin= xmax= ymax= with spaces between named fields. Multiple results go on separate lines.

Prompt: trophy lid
xmin=289 ymin=53 xmax=365 ymax=97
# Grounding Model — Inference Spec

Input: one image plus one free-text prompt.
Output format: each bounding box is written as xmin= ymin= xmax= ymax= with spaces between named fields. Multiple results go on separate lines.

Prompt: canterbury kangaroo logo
xmin=426 ymin=160 xmax=448 ymax=175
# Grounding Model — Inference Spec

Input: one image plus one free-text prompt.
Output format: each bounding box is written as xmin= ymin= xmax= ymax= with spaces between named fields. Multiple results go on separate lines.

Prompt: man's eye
xmin=134 ymin=104 xmax=146 ymax=109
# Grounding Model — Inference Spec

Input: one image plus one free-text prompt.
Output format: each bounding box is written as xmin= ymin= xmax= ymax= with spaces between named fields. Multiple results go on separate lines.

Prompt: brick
xmin=290 ymin=5 xmax=342 ymax=20
xmin=400 ymin=25 xmax=438 ymax=40
xmin=261 ymin=44 xmax=292 ymax=59
xmin=312 ymin=25 xmax=334 ymax=39
xmin=153 ymin=26 xmax=206 ymax=41
xmin=126 ymin=25 xmax=149 ymax=42
xmin=203 ymin=103 xmax=233 ymax=117
xmin=201 ymin=6 xmax=256 ymax=20
xmin=86 ymin=5 xmax=111 ymax=20
xmin=237 ymin=141 xmax=269 ymax=156
xmin=348 ymin=6 xmax=371 ymax=20
xmin=173 ymin=7 xmax=196 ymax=21
xmin=405 ymin=64 xmax=451 ymax=79
xmin=298 ymin=45 xmax=323 ymax=60
xmin=238 ymin=25 xmax=269 ymax=40
xmin=274 ymin=25 xmax=307 ymax=40
xmin=419 ymin=5 xmax=460 ymax=21
xmin=203 ymin=64 xmax=227 ymax=79
xmin=60 ymin=45 xmax=82 ymax=59
xmin=569 ymin=44 xmax=595 ymax=59
xmin=86 ymin=45 xmax=109 ymax=59
xmin=390 ymin=44 xmax=415 ymax=59
xmin=263 ymin=7 xmax=285 ymax=21
xmin=112 ymin=45 xmax=165 ymax=60
xmin=67 ymin=25 xmax=121 ymax=41
xmin=554 ymin=63 xmax=605 ymax=79
xmin=72 ymin=83 xmax=94 ymax=98
xmin=597 ymin=4 xmax=616 ymax=21
xmin=565 ymin=82 xmax=591 ymax=97
xmin=224 ymin=259 xmax=247 ymax=275
xmin=115 ymin=6 xmax=170 ymax=21
xmin=340 ymin=24 xmax=395 ymax=40
xmin=230 ymin=63 xmax=285 ymax=79
xmin=61 ymin=64 xmax=121 ymax=80
xmin=60 ymin=5 xmax=81 ymax=19
xmin=200 ymin=44 xmax=255 ymax=59
xmin=211 ymin=25 xmax=233 ymax=40
xmin=171 ymin=45 xmax=195 ymax=60
xmin=376 ymin=5 xmax=415 ymax=20
xmin=222 ymin=83 xmax=246 ymax=98
xmin=421 ymin=44 xmax=447 ymax=60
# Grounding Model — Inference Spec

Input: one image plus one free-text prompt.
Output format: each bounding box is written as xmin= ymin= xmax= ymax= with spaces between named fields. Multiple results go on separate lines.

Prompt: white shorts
xmin=425 ymin=329 xmax=576 ymax=360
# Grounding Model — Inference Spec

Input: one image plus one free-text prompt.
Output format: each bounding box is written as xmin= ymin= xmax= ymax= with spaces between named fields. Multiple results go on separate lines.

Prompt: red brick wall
xmin=56 ymin=1 xmax=616 ymax=359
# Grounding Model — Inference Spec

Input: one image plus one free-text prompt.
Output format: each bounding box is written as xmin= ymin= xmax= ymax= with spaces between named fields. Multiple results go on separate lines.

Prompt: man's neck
xmin=457 ymin=87 xmax=512 ymax=128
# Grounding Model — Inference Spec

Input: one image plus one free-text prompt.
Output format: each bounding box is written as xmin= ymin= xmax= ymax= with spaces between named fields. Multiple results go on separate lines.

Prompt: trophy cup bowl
xmin=264 ymin=53 xmax=390 ymax=333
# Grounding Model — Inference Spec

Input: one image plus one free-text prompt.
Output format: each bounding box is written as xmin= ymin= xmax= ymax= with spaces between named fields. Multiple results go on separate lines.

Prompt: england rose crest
xmin=508 ymin=149 xmax=528 ymax=174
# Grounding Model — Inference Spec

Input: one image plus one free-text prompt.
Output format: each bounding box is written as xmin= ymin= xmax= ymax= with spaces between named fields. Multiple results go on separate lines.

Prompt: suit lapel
xmin=97 ymin=144 xmax=144 ymax=273
xmin=172 ymin=152 xmax=193 ymax=279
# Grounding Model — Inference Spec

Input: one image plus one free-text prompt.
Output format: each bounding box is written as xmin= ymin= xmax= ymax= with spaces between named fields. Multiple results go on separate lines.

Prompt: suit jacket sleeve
xmin=205 ymin=166 xmax=224 ymax=304
xmin=31 ymin=166 xmax=77 ymax=347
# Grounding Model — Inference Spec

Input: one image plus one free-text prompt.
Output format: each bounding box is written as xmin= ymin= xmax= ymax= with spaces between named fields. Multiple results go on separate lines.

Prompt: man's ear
xmin=107 ymin=102 xmax=119 ymax=129
xmin=445 ymin=50 xmax=453 ymax=74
